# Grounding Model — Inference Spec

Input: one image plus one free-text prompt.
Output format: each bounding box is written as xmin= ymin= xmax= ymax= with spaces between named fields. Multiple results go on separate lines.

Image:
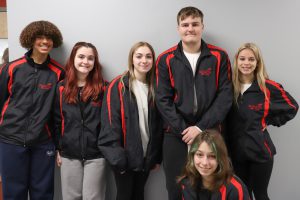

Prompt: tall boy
xmin=155 ymin=7 xmax=232 ymax=200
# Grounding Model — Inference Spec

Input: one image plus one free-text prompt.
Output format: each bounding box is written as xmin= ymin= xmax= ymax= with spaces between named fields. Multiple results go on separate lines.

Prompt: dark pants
xmin=233 ymin=158 xmax=274 ymax=200
xmin=0 ymin=141 xmax=55 ymax=200
xmin=113 ymin=170 xmax=149 ymax=200
xmin=163 ymin=134 xmax=187 ymax=200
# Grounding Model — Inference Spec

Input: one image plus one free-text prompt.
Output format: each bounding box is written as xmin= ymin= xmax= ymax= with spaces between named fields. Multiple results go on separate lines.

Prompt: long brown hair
xmin=178 ymin=129 xmax=233 ymax=191
xmin=121 ymin=41 xmax=156 ymax=103
xmin=233 ymin=43 xmax=269 ymax=104
xmin=64 ymin=42 xmax=103 ymax=103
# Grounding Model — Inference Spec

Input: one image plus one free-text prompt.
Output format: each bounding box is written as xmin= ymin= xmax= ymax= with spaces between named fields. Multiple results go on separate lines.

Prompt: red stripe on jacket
xmin=231 ymin=177 xmax=244 ymax=200
xmin=210 ymin=51 xmax=221 ymax=90
xmin=59 ymin=86 xmax=65 ymax=136
xmin=219 ymin=185 xmax=227 ymax=200
xmin=266 ymin=79 xmax=297 ymax=110
xmin=48 ymin=63 xmax=62 ymax=80
xmin=107 ymin=75 xmax=122 ymax=125
xmin=118 ymin=81 xmax=127 ymax=147
xmin=166 ymin=54 xmax=175 ymax=88
xmin=261 ymin=88 xmax=270 ymax=130
xmin=0 ymin=58 xmax=27 ymax=125
xmin=155 ymin=45 xmax=177 ymax=86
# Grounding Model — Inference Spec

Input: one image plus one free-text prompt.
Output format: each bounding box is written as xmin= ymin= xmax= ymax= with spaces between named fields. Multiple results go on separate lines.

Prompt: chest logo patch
xmin=39 ymin=83 xmax=53 ymax=90
xmin=199 ymin=68 xmax=212 ymax=76
xmin=248 ymin=103 xmax=263 ymax=111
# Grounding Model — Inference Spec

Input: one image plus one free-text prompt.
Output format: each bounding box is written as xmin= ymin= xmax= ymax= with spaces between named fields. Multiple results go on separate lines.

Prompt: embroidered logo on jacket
xmin=199 ymin=68 xmax=212 ymax=76
xmin=39 ymin=83 xmax=53 ymax=90
xmin=248 ymin=103 xmax=263 ymax=111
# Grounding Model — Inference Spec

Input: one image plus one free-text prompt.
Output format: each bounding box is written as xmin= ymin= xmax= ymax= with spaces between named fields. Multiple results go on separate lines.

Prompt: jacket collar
xmin=25 ymin=49 xmax=51 ymax=68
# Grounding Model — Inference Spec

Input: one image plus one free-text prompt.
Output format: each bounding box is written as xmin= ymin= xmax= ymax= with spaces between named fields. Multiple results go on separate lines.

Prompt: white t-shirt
xmin=184 ymin=50 xmax=201 ymax=114
xmin=132 ymin=79 xmax=150 ymax=157
xmin=241 ymin=83 xmax=252 ymax=95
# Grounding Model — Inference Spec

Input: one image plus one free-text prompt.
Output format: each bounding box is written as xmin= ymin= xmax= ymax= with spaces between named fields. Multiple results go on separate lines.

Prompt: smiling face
xmin=74 ymin=46 xmax=95 ymax=78
xmin=194 ymin=141 xmax=218 ymax=180
xmin=32 ymin=35 xmax=53 ymax=55
xmin=132 ymin=45 xmax=153 ymax=80
xmin=237 ymin=48 xmax=257 ymax=82
xmin=178 ymin=16 xmax=203 ymax=46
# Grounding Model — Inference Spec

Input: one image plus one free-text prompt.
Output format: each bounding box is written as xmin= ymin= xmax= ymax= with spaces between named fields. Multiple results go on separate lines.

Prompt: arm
xmin=0 ymin=64 xmax=10 ymax=112
xmin=196 ymin=51 xmax=233 ymax=130
xmin=52 ymin=84 xmax=64 ymax=151
xmin=155 ymin=55 xmax=187 ymax=135
xmin=266 ymin=80 xmax=298 ymax=127
xmin=98 ymin=79 xmax=127 ymax=172
xmin=226 ymin=176 xmax=250 ymax=200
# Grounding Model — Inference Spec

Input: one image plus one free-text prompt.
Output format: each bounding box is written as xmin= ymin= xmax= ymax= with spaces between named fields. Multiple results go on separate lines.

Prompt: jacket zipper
xmin=78 ymin=89 xmax=85 ymax=160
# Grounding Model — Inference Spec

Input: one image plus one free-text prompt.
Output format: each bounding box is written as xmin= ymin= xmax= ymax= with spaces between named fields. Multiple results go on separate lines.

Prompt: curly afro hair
xmin=19 ymin=20 xmax=63 ymax=49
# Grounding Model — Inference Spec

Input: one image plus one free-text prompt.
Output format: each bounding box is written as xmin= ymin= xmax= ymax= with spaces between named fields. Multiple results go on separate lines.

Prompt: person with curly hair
xmin=0 ymin=20 xmax=64 ymax=200
xmin=178 ymin=129 xmax=249 ymax=200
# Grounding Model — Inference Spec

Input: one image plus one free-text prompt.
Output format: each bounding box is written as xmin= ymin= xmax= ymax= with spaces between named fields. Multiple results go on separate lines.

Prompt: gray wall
xmin=7 ymin=0 xmax=300 ymax=199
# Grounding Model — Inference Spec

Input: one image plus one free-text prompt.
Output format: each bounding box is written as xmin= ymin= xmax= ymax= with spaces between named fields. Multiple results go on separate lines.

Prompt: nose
xmin=187 ymin=24 xmax=194 ymax=31
xmin=83 ymin=57 xmax=89 ymax=64
xmin=201 ymin=156 xmax=209 ymax=165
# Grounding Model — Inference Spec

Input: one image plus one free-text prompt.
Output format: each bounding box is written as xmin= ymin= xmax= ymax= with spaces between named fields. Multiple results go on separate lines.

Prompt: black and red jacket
xmin=53 ymin=80 xmax=107 ymax=160
xmin=155 ymin=40 xmax=232 ymax=135
xmin=180 ymin=176 xmax=250 ymax=200
xmin=98 ymin=73 xmax=163 ymax=172
xmin=0 ymin=50 xmax=64 ymax=146
xmin=226 ymin=79 xmax=298 ymax=163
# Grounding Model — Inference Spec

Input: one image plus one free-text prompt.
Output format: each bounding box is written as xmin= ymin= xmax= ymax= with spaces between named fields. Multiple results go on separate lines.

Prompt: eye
xmin=208 ymin=154 xmax=216 ymax=159
xmin=88 ymin=56 xmax=95 ymax=61
xmin=249 ymin=58 xmax=256 ymax=62
xmin=181 ymin=23 xmax=189 ymax=28
xmin=195 ymin=152 xmax=204 ymax=158
xmin=78 ymin=55 xmax=85 ymax=59
xmin=239 ymin=57 xmax=245 ymax=61
xmin=192 ymin=23 xmax=200 ymax=27
xmin=146 ymin=55 xmax=153 ymax=59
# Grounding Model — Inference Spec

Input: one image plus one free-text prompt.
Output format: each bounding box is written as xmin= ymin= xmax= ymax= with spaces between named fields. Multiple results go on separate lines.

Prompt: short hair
xmin=19 ymin=20 xmax=63 ymax=49
xmin=177 ymin=6 xmax=204 ymax=24
xmin=178 ymin=129 xmax=233 ymax=191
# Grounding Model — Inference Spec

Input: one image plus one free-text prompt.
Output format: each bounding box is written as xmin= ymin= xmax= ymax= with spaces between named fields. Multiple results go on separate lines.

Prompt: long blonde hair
xmin=121 ymin=41 xmax=156 ymax=102
xmin=232 ymin=43 xmax=269 ymax=104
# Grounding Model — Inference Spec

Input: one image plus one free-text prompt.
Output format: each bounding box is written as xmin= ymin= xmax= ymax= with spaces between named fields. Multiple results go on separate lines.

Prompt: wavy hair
xmin=64 ymin=42 xmax=104 ymax=103
xmin=178 ymin=129 xmax=233 ymax=191
xmin=233 ymin=43 xmax=269 ymax=104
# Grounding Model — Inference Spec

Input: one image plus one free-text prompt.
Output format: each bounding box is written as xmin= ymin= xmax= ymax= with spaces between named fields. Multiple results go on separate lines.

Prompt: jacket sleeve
xmin=52 ymin=84 xmax=63 ymax=150
xmin=155 ymin=55 xmax=187 ymax=135
xmin=226 ymin=176 xmax=250 ymax=200
xmin=266 ymin=80 xmax=298 ymax=127
xmin=196 ymin=52 xmax=233 ymax=130
xmin=98 ymin=80 xmax=127 ymax=172
xmin=0 ymin=64 xmax=10 ymax=112
xmin=180 ymin=178 xmax=197 ymax=200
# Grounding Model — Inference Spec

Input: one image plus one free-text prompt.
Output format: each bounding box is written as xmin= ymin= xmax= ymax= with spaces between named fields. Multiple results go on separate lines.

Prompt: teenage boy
xmin=0 ymin=20 xmax=64 ymax=200
xmin=155 ymin=6 xmax=232 ymax=200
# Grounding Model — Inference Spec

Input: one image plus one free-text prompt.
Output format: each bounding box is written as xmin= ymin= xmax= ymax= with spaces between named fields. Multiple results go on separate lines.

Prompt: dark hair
xmin=177 ymin=6 xmax=204 ymax=24
xmin=178 ymin=129 xmax=233 ymax=191
xmin=64 ymin=42 xmax=104 ymax=103
xmin=19 ymin=20 xmax=63 ymax=49
xmin=2 ymin=48 xmax=9 ymax=64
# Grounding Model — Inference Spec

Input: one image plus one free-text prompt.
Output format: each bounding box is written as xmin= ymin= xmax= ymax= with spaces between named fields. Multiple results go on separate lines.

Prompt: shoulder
xmin=49 ymin=58 xmax=64 ymax=71
xmin=223 ymin=176 xmax=249 ymax=198
xmin=205 ymin=42 xmax=229 ymax=58
xmin=157 ymin=44 xmax=178 ymax=63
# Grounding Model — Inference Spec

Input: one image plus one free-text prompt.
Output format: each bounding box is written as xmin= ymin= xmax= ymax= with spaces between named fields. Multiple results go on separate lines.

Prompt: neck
xmin=182 ymin=41 xmax=201 ymax=53
xmin=202 ymin=176 xmax=213 ymax=189
xmin=134 ymin=71 xmax=147 ymax=83
xmin=240 ymin=74 xmax=254 ymax=84
xmin=31 ymin=49 xmax=48 ymax=64
xmin=77 ymin=73 xmax=88 ymax=87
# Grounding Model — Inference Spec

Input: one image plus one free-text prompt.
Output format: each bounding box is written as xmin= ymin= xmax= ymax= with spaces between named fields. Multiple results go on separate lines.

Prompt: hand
xmin=120 ymin=170 xmax=126 ymax=175
xmin=181 ymin=126 xmax=201 ymax=145
xmin=151 ymin=164 xmax=160 ymax=171
xmin=56 ymin=151 xmax=62 ymax=167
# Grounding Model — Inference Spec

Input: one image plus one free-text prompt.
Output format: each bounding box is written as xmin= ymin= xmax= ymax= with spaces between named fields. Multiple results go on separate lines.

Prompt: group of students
xmin=0 ymin=6 xmax=298 ymax=200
